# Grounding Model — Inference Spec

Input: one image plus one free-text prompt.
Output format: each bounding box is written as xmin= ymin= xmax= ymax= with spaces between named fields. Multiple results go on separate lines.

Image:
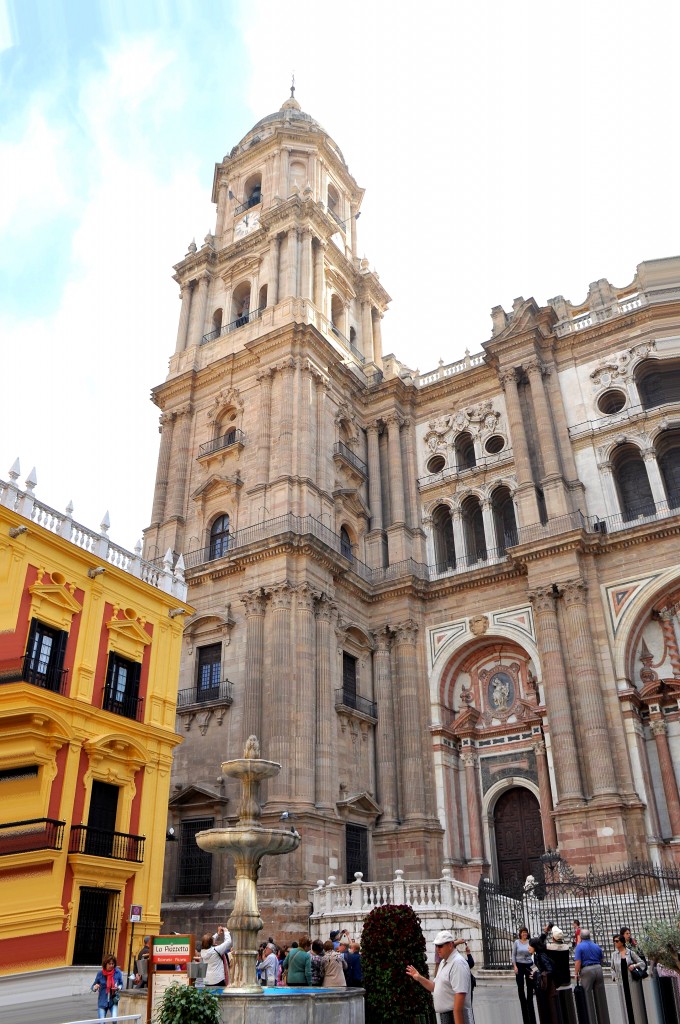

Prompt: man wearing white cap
xmin=406 ymin=930 xmax=474 ymax=1024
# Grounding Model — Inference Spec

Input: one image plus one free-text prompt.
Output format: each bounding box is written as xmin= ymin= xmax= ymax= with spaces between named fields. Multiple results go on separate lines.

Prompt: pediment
xmin=168 ymin=783 xmax=227 ymax=810
xmin=107 ymin=615 xmax=151 ymax=661
xmin=184 ymin=610 xmax=235 ymax=652
xmin=332 ymin=488 xmax=370 ymax=521
xmin=639 ymin=677 xmax=680 ymax=703
xmin=191 ymin=474 xmax=243 ymax=501
xmin=29 ymin=579 xmax=82 ymax=630
xmin=449 ymin=706 xmax=481 ymax=736
xmin=336 ymin=790 xmax=382 ymax=823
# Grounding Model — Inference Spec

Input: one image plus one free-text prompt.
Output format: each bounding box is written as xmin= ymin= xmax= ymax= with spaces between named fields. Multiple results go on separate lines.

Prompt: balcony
xmin=69 ymin=825 xmax=145 ymax=863
xmin=234 ymin=194 xmax=261 ymax=216
xmin=198 ymin=429 xmax=245 ymax=460
xmin=335 ymin=688 xmax=377 ymax=720
xmin=177 ymin=679 xmax=234 ymax=710
xmin=333 ymin=441 xmax=368 ymax=480
xmin=0 ymin=655 xmax=68 ymax=695
xmin=201 ymin=306 xmax=264 ymax=344
xmin=101 ymin=685 xmax=144 ymax=722
xmin=0 ymin=818 xmax=65 ymax=856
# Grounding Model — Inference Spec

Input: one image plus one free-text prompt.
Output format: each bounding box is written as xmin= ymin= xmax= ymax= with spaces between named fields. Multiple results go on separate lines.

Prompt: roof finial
xmin=290 ymin=72 xmax=295 ymax=99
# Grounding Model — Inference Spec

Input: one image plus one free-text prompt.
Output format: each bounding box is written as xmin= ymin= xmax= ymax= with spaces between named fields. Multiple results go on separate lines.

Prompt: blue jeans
xmin=97 ymin=1005 xmax=118 ymax=1019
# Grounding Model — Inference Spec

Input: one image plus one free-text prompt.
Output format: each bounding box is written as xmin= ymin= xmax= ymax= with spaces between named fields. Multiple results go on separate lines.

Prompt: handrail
xmin=101 ymin=685 xmax=144 ymax=722
xmin=177 ymin=679 xmax=234 ymax=708
xmin=234 ymin=193 xmax=261 ymax=216
xmin=201 ymin=306 xmax=264 ymax=344
xmin=335 ymin=688 xmax=377 ymax=719
xmin=333 ymin=441 xmax=368 ymax=476
xmin=69 ymin=824 xmax=145 ymax=863
xmin=0 ymin=817 xmax=65 ymax=855
xmin=198 ymin=429 xmax=244 ymax=458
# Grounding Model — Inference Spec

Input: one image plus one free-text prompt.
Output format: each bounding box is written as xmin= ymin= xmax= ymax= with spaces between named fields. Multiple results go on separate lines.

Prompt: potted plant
xmin=361 ymin=904 xmax=434 ymax=1023
xmin=153 ymin=981 xmax=221 ymax=1024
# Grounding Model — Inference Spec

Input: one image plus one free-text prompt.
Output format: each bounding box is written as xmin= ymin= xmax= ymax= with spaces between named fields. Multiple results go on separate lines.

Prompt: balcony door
xmin=85 ymin=781 xmax=119 ymax=857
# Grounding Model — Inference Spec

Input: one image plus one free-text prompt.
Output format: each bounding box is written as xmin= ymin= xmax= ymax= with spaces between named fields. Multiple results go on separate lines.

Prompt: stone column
xmin=315 ymin=594 xmax=335 ymax=810
xmin=371 ymin=627 xmax=398 ymax=825
xmin=299 ymin=361 xmax=313 ymax=482
xmin=268 ymin=234 xmax=280 ymax=306
xmin=529 ymin=587 xmax=584 ymax=802
xmin=525 ymin=360 xmax=561 ymax=479
xmin=215 ymin=180 xmax=229 ymax=239
xmin=642 ymin=448 xmax=667 ymax=508
xmin=315 ymin=378 xmax=330 ymax=495
xmin=150 ymin=412 xmax=175 ymax=526
xmin=295 ymin=585 xmax=316 ymax=807
xmin=188 ymin=272 xmax=210 ymax=347
xmin=174 ymin=285 xmax=193 ymax=354
xmin=241 ymin=589 xmax=267 ymax=742
xmin=165 ymin=404 xmax=192 ymax=521
xmin=499 ymin=368 xmax=540 ymax=524
xmin=349 ymin=202 xmax=358 ymax=257
xmin=451 ymin=507 xmax=468 ymax=565
xmin=367 ymin=423 xmax=383 ymax=531
xmin=300 ymin=227 xmax=313 ymax=301
xmin=481 ymin=499 xmax=495 ymax=557
xmin=255 ymin=369 xmax=273 ymax=487
xmin=313 ymin=240 xmax=326 ymax=311
xmin=386 ymin=415 xmax=405 ymax=525
xmin=534 ymin=739 xmax=558 ymax=849
xmin=286 ymin=227 xmax=298 ymax=298
xmin=650 ymin=718 xmax=680 ymax=838
xmin=393 ymin=621 xmax=426 ymax=822
xmin=361 ymin=300 xmax=373 ymax=361
xmin=278 ymin=359 xmax=295 ymax=478
xmin=372 ymin=310 xmax=383 ymax=364
xmin=265 ymin=583 xmax=293 ymax=800
xmin=598 ymin=461 xmax=621 ymax=518
xmin=462 ymin=752 xmax=484 ymax=861
xmin=402 ymin=418 xmax=419 ymax=530
xmin=281 ymin=147 xmax=290 ymax=197
xmin=561 ymin=579 xmax=617 ymax=797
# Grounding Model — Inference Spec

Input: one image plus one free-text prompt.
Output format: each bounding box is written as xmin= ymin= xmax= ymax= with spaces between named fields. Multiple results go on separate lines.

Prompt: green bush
xmin=361 ymin=904 xmax=434 ymax=1023
xmin=153 ymin=981 xmax=221 ymax=1024
xmin=638 ymin=919 xmax=680 ymax=973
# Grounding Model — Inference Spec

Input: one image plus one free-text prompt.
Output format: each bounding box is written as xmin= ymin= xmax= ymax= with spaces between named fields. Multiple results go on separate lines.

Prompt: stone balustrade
xmin=0 ymin=462 xmax=187 ymax=601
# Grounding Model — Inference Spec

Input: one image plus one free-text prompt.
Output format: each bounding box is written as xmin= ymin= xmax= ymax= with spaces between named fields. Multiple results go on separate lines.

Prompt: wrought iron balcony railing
xmin=198 ymin=429 xmax=244 ymax=459
xmin=0 ymin=817 xmax=65 ymax=856
xmin=0 ymin=654 xmax=70 ymax=694
xmin=335 ymin=688 xmax=377 ymax=720
xmin=234 ymin=193 xmax=262 ymax=216
xmin=69 ymin=824 xmax=145 ymax=863
xmin=201 ymin=306 xmax=264 ymax=344
xmin=332 ymin=441 xmax=368 ymax=476
xmin=177 ymin=679 xmax=234 ymax=709
xmin=101 ymin=685 xmax=144 ymax=722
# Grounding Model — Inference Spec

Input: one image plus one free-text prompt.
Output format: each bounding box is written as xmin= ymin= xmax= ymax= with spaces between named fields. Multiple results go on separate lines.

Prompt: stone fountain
xmin=195 ymin=736 xmax=301 ymax=993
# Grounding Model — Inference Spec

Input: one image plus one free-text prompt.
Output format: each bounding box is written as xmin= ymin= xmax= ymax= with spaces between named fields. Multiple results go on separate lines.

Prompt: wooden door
xmin=494 ymin=787 xmax=544 ymax=886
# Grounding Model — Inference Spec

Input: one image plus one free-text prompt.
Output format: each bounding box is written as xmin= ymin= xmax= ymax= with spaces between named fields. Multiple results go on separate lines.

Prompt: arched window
xmin=212 ymin=308 xmax=223 ymax=335
xmin=636 ymin=359 xmax=680 ymax=410
xmin=612 ymin=444 xmax=655 ymax=521
xmin=330 ymin=294 xmax=344 ymax=337
xmin=209 ymin=515 xmax=230 ymax=560
xmin=327 ymin=183 xmax=340 ymax=217
xmin=455 ymin=432 xmax=476 ymax=471
xmin=432 ymin=505 xmax=455 ymax=571
xmin=231 ymin=280 xmax=251 ymax=326
xmin=461 ymin=495 xmax=486 ymax=564
xmin=340 ymin=526 xmax=353 ymax=560
xmin=243 ymin=173 xmax=262 ymax=208
xmin=656 ymin=429 xmax=680 ymax=509
xmin=258 ymin=284 xmax=268 ymax=310
xmin=491 ymin=486 xmax=517 ymax=553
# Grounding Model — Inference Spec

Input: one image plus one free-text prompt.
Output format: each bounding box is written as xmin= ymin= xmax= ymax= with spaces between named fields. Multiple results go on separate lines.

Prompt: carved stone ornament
xmin=469 ymin=615 xmax=489 ymax=637
xmin=479 ymin=662 xmax=521 ymax=724
xmin=590 ymin=342 xmax=655 ymax=390
xmin=207 ymin=386 xmax=244 ymax=420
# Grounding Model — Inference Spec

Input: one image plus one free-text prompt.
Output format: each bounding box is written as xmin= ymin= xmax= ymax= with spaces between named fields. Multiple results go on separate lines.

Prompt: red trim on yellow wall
xmin=0 ymin=564 xmax=39 ymax=663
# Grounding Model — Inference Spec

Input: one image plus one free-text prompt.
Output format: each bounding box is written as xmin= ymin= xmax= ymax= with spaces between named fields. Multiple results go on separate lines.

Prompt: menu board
xmin=147 ymin=934 xmax=194 ymax=1021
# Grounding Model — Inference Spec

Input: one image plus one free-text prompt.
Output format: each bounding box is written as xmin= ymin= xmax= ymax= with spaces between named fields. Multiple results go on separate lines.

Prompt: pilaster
xmin=370 ymin=626 xmax=398 ymax=826
xmin=499 ymin=368 xmax=540 ymax=525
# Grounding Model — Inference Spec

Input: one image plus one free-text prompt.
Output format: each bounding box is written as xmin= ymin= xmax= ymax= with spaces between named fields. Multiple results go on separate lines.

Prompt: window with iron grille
xmin=177 ymin=818 xmax=213 ymax=896
xmin=197 ymin=644 xmax=221 ymax=700
xmin=103 ymin=654 xmax=141 ymax=719
xmin=342 ymin=652 xmax=357 ymax=708
xmin=24 ymin=619 xmax=68 ymax=692
xmin=345 ymin=823 xmax=368 ymax=882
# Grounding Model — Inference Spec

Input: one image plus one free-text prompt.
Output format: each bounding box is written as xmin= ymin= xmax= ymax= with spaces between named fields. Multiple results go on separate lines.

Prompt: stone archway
xmin=493 ymin=787 xmax=544 ymax=886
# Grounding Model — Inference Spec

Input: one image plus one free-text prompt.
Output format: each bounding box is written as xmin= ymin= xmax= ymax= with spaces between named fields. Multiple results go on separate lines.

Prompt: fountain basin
xmin=195 ymin=825 xmax=299 ymax=858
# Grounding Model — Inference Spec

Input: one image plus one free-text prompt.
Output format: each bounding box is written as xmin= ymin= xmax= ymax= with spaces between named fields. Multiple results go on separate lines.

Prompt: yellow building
xmin=0 ymin=463 xmax=191 ymax=972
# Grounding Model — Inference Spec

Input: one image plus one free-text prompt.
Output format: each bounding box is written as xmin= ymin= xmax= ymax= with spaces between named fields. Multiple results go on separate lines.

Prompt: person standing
xmin=259 ymin=943 xmax=279 ymax=986
xmin=310 ymin=939 xmax=325 ymax=986
xmin=91 ymin=955 xmax=123 ymax=1020
xmin=200 ymin=925 xmax=232 ymax=986
xmin=282 ymin=937 xmax=312 ymax=985
xmin=528 ymin=936 xmax=559 ymax=1024
xmin=406 ymin=929 xmax=475 ymax=1024
xmin=344 ymin=941 xmax=363 ymax=987
xmin=512 ymin=927 xmax=536 ymax=1024
xmin=321 ymin=939 xmax=347 ymax=987
xmin=574 ymin=928 xmax=610 ymax=1024
xmin=612 ymin=934 xmax=648 ymax=1024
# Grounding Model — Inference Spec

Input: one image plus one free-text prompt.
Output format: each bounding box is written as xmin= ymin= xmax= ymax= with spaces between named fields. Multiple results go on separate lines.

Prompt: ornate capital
xmin=461 ymin=751 xmax=478 ymax=769
xmin=370 ymin=625 xmax=392 ymax=654
xmin=528 ymin=587 xmax=557 ymax=615
xmin=498 ymin=368 xmax=519 ymax=389
xmin=295 ymin=584 xmax=318 ymax=613
xmin=257 ymin=368 xmax=274 ymax=385
xmin=533 ymin=739 xmax=546 ymax=756
xmin=314 ymin=593 xmax=336 ymax=622
xmin=650 ymin=718 xmax=668 ymax=737
xmin=266 ymin=581 xmax=293 ymax=610
xmin=524 ymin=358 xmax=546 ymax=378
xmin=159 ymin=411 xmax=176 ymax=427
xmin=561 ymin=578 xmax=588 ymax=606
xmin=393 ymin=619 xmax=419 ymax=646
xmin=241 ymin=589 xmax=267 ymax=617
xmin=385 ymin=413 xmax=404 ymax=431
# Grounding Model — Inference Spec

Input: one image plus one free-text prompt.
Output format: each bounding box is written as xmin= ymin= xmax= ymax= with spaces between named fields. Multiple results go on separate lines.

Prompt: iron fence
xmin=479 ymin=860 xmax=680 ymax=969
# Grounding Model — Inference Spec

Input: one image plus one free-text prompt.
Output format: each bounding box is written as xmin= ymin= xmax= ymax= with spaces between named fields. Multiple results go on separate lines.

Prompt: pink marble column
xmin=393 ymin=620 xmax=425 ymax=822
xmin=650 ymin=717 xmax=680 ymax=838
xmin=534 ymin=739 xmax=558 ymax=849
xmin=462 ymin=751 xmax=484 ymax=861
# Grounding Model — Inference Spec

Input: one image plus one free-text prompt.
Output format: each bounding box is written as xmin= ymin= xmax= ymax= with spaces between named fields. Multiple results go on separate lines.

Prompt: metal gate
xmin=479 ymin=861 xmax=680 ymax=968
xmin=72 ymin=886 xmax=120 ymax=965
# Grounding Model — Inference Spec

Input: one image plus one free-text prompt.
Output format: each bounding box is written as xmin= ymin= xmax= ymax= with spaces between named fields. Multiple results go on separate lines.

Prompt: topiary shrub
xmin=153 ymin=981 xmax=221 ymax=1024
xmin=361 ymin=904 xmax=434 ymax=1023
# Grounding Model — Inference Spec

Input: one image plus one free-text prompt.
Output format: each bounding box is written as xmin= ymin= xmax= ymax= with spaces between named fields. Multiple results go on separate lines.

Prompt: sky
xmin=1 ymin=0 xmax=679 ymax=551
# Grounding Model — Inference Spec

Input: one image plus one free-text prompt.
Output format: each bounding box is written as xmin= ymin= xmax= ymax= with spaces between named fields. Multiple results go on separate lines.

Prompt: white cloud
xmin=0 ymin=105 xmax=73 ymax=235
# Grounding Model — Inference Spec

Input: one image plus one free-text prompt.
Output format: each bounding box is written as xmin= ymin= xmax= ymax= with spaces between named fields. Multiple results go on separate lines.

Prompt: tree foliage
xmin=638 ymin=919 xmax=680 ymax=973
xmin=153 ymin=982 xmax=221 ymax=1024
xmin=361 ymin=904 xmax=434 ymax=1023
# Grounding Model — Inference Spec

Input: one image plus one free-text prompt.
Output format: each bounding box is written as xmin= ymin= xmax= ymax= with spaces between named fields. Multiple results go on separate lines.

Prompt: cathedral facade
xmin=143 ymin=93 xmax=680 ymax=936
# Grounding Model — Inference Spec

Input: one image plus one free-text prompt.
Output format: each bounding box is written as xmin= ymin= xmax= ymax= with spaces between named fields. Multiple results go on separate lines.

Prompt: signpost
xmin=147 ymin=934 xmax=194 ymax=1023
xmin=125 ymin=905 xmax=143 ymax=988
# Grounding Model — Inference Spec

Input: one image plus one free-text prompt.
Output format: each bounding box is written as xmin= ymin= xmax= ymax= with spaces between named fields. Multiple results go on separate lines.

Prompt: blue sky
xmin=1 ymin=0 xmax=679 ymax=550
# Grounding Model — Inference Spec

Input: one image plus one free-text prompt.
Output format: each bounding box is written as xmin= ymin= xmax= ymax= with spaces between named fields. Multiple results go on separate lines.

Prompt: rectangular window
xmin=345 ymin=823 xmax=368 ymax=883
xmin=342 ymin=652 xmax=357 ymax=708
xmin=177 ymin=818 xmax=213 ymax=896
xmin=103 ymin=654 xmax=142 ymax=720
xmin=196 ymin=644 xmax=221 ymax=701
xmin=24 ymin=619 xmax=68 ymax=693
xmin=0 ymin=764 xmax=39 ymax=782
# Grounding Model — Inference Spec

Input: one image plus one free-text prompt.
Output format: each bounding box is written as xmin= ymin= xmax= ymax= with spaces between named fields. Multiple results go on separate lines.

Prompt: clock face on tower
xmin=234 ymin=210 xmax=260 ymax=239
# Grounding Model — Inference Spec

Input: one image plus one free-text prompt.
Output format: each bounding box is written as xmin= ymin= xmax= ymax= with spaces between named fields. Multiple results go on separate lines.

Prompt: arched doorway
xmin=494 ymin=787 xmax=543 ymax=885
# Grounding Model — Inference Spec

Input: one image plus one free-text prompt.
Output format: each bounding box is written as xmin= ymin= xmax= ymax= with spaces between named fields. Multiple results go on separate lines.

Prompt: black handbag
xmin=630 ymin=963 xmax=648 ymax=982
